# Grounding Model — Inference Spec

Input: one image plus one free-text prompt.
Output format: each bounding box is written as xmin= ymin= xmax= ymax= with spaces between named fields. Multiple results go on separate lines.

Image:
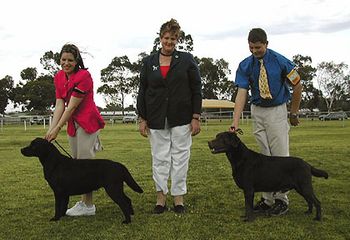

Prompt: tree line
xmin=1 ymin=32 xmax=349 ymax=115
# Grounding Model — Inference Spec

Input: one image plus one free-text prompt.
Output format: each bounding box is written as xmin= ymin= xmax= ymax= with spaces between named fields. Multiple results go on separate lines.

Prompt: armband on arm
xmin=73 ymin=87 xmax=86 ymax=94
xmin=287 ymin=68 xmax=301 ymax=86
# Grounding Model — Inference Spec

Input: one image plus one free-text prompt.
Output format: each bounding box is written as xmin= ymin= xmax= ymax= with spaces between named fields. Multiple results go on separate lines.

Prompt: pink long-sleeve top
xmin=54 ymin=69 xmax=105 ymax=137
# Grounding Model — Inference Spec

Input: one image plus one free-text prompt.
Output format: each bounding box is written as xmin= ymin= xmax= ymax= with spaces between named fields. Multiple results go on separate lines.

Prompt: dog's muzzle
xmin=208 ymin=142 xmax=226 ymax=154
xmin=21 ymin=147 xmax=33 ymax=157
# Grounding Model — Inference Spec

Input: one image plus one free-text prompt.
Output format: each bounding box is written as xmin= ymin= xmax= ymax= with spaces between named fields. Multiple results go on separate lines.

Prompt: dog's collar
xmin=235 ymin=128 xmax=244 ymax=135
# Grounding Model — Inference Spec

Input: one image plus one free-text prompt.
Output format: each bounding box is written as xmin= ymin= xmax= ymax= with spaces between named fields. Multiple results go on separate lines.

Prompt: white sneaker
xmin=66 ymin=201 xmax=96 ymax=216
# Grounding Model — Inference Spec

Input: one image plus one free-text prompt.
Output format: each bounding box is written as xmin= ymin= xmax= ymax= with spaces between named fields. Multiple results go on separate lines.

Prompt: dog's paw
xmin=122 ymin=220 xmax=131 ymax=224
xmin=242 ymin=216 xmax=255 ymax=222
xmin=50 ymin=217 xmax=60 ymax=221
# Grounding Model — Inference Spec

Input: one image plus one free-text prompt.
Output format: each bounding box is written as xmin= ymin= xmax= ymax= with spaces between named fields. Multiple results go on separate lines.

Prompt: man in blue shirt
xmin=229 ymin=28 xmax=303 ymax=216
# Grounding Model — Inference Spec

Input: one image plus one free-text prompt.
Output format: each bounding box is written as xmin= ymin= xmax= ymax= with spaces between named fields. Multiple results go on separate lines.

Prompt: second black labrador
xmin=208 ymin=131 xmax=328 ymax=222
xmin=21 ymin=137 xmax=143 ymax=224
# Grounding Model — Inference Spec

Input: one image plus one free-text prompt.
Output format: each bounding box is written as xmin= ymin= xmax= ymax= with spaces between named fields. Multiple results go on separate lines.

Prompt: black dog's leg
xmin=296 ymin=184 xmax=322 ymax=221
xmin=296 ymin=187 xmax=313 ymax=215
xmin=59 ymin=196 xmax=69 ymax=217
xmin=122 ymin=193 xmax=134 ymax=215
xmin=243 ymin=189 xmax=255 ymax=222
xmin=311 ymin=193 xmax=322 ymax=221
xmin=51 ymin=192 xmax=65 ymax=221
xmin=105 ymin=184 xmax=131 ymax=224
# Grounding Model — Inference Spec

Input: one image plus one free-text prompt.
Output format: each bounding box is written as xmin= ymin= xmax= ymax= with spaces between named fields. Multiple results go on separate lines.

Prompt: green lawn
xmin=0 ymin=120 xmax=349 ymax=240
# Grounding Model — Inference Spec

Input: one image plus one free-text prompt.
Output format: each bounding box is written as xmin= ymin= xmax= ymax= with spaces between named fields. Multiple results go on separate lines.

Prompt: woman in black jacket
xmin=137 ymin=18 xmax=202 ymax=214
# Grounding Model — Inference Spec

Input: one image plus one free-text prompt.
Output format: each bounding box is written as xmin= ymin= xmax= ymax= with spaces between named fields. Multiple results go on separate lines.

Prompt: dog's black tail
xmin=123 ymin=167 xmax=144 ymax=193
xmin=311 ymin=166 xmax=328 ymax=179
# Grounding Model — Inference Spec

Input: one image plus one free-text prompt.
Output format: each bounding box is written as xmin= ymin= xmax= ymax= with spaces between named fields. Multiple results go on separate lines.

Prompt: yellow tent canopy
xmin=202 ymin=99 xmax=235 ymax=109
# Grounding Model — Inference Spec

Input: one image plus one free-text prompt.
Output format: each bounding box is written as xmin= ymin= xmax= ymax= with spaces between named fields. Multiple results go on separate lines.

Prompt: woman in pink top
xmin=45 ymin=43 xmax=105 ymax=217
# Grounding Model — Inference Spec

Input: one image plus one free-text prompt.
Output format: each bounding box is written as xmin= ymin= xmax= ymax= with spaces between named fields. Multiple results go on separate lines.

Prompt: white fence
xmin=0 ymin=115 xmax=51 ymax=132
xmin=1 ymin=111 xmax=349 ymax=132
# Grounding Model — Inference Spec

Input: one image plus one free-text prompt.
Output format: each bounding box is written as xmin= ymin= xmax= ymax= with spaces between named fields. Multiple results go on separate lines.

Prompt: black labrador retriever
xmin=208 ymin=131 xmax=328 ymax=222
xmin=21 ymin=137 xmax=143 ymax=224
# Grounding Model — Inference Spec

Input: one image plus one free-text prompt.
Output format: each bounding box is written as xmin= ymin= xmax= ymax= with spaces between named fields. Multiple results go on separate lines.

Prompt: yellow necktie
xmin=258 ymin=59 xmax=272 ymax=99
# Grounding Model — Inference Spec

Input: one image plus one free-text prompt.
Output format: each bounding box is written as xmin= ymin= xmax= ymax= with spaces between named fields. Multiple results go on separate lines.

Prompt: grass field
xmin=0 ymin=120 xmax=349 ymax=240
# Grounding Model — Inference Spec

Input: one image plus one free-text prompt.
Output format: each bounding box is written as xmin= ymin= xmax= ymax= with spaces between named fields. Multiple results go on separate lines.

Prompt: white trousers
xmin=149 ymin=123 xmax=192 ymax=196
xmin=251 ymin=103 xmax=290 ymax=205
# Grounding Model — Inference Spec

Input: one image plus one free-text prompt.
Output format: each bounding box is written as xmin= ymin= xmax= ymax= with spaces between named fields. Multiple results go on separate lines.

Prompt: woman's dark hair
xmin=159 ymin=18 xmax=181 ymax=38
xmin=59 ymin=44 xmax=86 ymax=72
xmin=248 ymin=28 xmax=268 ymax=44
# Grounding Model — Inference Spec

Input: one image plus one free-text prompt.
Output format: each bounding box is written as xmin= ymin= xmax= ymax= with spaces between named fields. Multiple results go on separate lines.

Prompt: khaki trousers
xmin=251 ymin=103 xmax=290 ymax=205
xmin=68 ymin=123 xmax=102 ymax=159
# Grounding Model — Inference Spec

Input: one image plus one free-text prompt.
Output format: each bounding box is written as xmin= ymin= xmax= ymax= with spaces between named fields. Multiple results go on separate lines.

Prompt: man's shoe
xmin=153 ymin=205 xmax=166 ymax=214
xmin=268 ymin=199 xmax=288 ymax=216
xmin=253 ymin=198 xmax=272 ymax=213
xmin=173 ymin=205 xmax=185 ymax=214
xmin=66 ymin=201 xmax=96 ymax=216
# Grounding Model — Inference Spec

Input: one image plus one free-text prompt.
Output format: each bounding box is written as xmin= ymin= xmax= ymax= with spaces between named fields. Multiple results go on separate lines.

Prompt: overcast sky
xmin=1 ymin=0 xmax=349 ymax=109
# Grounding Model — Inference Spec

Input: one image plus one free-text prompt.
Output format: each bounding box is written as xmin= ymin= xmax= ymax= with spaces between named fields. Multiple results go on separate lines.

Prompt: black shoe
xmin=253 ymin=198 xmax=272 ymax=213
xmin=173 ymin=204 xmax=185 ymax=214
xmin=268 ymin=199 xmax=288 ymax=216
xmin=153 ymin=205 xmax=166 ymax=214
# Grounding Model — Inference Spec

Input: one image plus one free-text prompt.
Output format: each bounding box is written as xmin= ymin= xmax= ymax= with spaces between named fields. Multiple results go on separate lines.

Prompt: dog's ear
xmin=32 ymin=138 xmax=49 ymax=146
xmin=30 ymin=138 xmax=51 ymax=156
xmin=228 ymin=132 xmax=241 ymax=148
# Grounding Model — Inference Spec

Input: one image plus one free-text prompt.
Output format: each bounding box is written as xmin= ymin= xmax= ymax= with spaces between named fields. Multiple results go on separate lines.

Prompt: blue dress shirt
xmin=235 ymin=49 xmax=296 ymax=107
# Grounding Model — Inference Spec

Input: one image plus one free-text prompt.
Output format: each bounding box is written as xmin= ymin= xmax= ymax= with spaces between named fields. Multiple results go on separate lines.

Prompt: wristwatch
xmin=192 ymin=116 xmax=201 ymax=121
xmin=138 ymin=117 xmax=145 ymax=123
xmin=290 ymin=113 xmax=298 ymax=118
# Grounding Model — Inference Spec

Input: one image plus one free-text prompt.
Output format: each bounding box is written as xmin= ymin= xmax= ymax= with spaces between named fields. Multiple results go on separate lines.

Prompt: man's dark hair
xmin=248 ymin=28 xmax=268 ymax=44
